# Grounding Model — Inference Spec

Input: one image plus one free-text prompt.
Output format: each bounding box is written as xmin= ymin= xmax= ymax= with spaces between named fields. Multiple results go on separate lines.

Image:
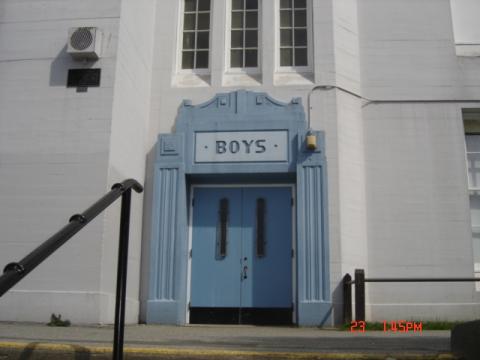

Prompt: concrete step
xmin=0 ymin=323 xmax=457 ymax=360
xmin=0 ymin=342 xmax=459 ymax=360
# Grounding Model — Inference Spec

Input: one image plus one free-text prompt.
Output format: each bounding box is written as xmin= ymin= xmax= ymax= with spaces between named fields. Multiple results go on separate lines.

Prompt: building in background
xmin=0 ymin=0 xmax=479 ymax=326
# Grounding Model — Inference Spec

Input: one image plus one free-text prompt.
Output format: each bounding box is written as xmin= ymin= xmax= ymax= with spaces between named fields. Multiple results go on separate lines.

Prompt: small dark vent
xmin=67 ymin=68 xmax=101 ymax=88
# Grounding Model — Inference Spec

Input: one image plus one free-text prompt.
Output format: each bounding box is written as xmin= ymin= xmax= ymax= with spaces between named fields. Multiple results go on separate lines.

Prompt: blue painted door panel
xmin=190 ymin=188 xmax=242 ymax=307
xmin=190 ymin=187 xmax=292 ymax=309
xmin=242 ymin=187 xmax=292 ymax=308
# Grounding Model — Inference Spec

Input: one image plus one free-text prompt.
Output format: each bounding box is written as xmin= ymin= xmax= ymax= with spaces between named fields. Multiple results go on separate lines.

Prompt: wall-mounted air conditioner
xmin=67 ymin=27 xmax=102 ymax=61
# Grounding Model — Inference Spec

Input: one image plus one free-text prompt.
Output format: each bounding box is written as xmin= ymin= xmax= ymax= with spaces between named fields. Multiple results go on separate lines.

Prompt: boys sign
xmin=195 ymin=131 xmax=288 ymax=163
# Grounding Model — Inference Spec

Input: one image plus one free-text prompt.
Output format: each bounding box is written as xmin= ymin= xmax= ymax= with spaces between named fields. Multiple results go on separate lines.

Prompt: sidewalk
xmin=0 ymin=322 xmax=455 ymax=359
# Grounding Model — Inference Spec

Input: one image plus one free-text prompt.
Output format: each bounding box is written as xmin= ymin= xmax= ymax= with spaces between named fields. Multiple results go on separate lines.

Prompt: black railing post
xmin=343 ymin=273 xmax=352 ymax=324
xmin=354 ymin=269 xmax=365 ymax=321
xmin=113 ymin=188 xmax=132 ymax=360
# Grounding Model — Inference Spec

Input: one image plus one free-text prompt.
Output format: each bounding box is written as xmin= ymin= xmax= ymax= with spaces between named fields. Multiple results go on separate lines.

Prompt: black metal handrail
xmin=343 ymin=269 xmax=480 ymax=324
xmin=0 ymin=178 xmax=143 ymax=360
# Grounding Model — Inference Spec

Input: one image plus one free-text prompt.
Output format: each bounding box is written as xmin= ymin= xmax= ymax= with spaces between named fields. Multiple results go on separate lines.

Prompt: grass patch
xmin=420 ymin=321 xmax=463 ymax=330
xmin=340 ymin=320 xmax=463 ymax=331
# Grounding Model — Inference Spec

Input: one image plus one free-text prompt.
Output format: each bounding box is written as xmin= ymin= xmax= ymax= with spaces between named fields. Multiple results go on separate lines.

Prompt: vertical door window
xmin=231 ymin=0 xmax=259 ymax=68
xmin=182 ymin=0 xmax=211 ymax=69
xmin=279 ymin=0 xmax=308 ymax=67
xmin=216 ymin=198 xmax=229 ymax=258
xmin=256 ymin=198 xmax=266 ymax=257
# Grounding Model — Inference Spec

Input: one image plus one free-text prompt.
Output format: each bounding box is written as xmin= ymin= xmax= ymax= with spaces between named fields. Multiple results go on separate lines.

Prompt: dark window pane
xmin=196 ymin=50 xmax=209 ymax=68
xmin=256 ymin=198 xmax=266 ymax=257
xmin=198 ymin=0 xmax=210 ymax=11
xmin=245 ymin=0 xmax=258 ymax=10
xmin=197 ymin=32 xmax=209 ymax=49
xmin=245 ymin=12 xmax=258 ymax=28
xmin=182 ymin=51 xmax=194 ymax=69
xmin=280 ymin=48 xmax=293 ymax=66
xmin=280 ymin=0 xmax=292 ymax=9
xmin=294 ymin=10 xmax=307 ymax=27
xmin=197 ymin=13 xmax=210 ymax=30
xmin=232 ymin=12 xmax=243 ymax=28
xmin=295 ymin=47 xmax=308 ymax=66
xmin=280 ymin=29 xmax=292 ymax=46
xmin=294 ymin=29 xmax=307 ymax=46
xmin=280 ymin=10 xmax=292 ymax=27
xmin=183 ymin=32 xmax=195 ymax=49
xmin=217 ymin=198 xmax=229 ymax=258
xmin=231 ymin=30 xmax=243 ymax=47
xmin=231 ymin=49 xmax=243 ymax=67
xmin=185 ymin=0 xmax=196 ymax=12
xmin=245 ymin=30 xmax=257 ymax=47
xmin=295 ymin=0 xmax=307 ymax=8
xmin=232 ymin=0 xmax=244 ymax=10
xmin=184 ymin=13 xmax=196 ymax=30
xmin=245 ymin=49 xmax=257 ymax=67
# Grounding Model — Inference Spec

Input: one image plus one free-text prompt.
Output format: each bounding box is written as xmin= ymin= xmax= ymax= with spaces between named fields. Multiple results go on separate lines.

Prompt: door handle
xmin=242 ymin=265 xmax=248 ymax=280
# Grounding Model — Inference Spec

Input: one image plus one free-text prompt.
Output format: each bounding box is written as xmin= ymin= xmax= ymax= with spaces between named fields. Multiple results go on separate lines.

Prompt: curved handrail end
xmin=112 ymin=179 xmax=143 ymax=194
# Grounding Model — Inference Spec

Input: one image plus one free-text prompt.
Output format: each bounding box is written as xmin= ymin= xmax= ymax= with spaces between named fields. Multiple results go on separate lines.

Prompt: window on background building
xmin=181 ymin=0 xmax=211 ymax=70
xmin=279 ymin=0 xmax=308 ymax=67
xmin=230 ymin=0 xmax=259 ymax=69
xmin=464 ymin=109 xmax=480 ymax=289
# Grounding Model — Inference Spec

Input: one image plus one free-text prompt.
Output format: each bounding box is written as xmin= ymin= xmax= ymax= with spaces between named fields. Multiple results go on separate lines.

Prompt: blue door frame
xmin=189 ymin=186 xmax=294 ymax=315
xmin=146 ymin=90 xmax=331 ymax=326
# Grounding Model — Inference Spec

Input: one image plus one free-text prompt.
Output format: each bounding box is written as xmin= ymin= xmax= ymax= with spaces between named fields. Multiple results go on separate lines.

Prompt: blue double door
xmin=190 ymin=186 xmax=293 ymax=323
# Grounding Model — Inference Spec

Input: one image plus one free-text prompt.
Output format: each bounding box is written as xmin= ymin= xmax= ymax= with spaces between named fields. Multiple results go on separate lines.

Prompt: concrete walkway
xmin=0 ymin=322 xmax=455 ymax=359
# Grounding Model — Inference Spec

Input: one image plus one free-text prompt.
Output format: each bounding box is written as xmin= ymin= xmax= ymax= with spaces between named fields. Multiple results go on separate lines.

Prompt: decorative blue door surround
xmin=146 ymin=90 xmax=331 ymax=326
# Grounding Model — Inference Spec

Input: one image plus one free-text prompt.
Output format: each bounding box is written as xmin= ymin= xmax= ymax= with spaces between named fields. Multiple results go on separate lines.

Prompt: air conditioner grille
xmin=70 ymin=28 xmax=93 ymax=51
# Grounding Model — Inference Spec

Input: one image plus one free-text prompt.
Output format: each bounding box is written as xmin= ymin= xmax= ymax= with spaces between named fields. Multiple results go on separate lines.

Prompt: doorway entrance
xmin=189 ymin=186 xmax=294 ymax=324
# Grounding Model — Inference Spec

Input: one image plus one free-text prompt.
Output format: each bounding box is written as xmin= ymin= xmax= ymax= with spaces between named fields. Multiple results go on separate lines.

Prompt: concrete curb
xmin=0 ymin=341 xmax=459 ymax=360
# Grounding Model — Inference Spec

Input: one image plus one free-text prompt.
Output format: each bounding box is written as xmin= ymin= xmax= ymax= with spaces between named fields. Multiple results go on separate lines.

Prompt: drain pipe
xmin=306 ymin=85 xmax=337 ymax=150
xmin=306 ymin=83 xmax=480 ymax=131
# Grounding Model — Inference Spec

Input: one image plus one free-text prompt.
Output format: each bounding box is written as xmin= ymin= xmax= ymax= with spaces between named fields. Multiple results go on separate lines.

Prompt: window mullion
xmin=193 ymin=0 xmax=199 ymax=68
xmin=292 ymin=1 xmax=296 ymax=66
xmin=243 ymin=6 xmax=246 ymax=67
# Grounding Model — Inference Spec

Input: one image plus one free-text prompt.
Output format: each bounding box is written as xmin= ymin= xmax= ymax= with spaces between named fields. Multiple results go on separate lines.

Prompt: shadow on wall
xmin=331 ymin=280 xmax=344 ymax=326
xmin=139 ymin=144 xmax=157 ymax=323
xmin=49 ymin=45 xmax=94 ymax=87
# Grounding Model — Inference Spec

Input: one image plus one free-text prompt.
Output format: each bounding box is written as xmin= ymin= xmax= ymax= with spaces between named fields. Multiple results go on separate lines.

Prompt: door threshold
xmin=189 ymin=307 xmax=293 ymax=325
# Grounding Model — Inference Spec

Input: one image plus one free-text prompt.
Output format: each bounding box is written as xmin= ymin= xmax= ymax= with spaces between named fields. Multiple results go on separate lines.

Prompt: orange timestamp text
xmin=350 ymin=320 xmax=423 ymax=333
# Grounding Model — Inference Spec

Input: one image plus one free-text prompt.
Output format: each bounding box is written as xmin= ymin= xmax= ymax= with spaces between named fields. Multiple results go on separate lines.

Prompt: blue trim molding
xmin=147 ymin=90 xmax=331 ymax=326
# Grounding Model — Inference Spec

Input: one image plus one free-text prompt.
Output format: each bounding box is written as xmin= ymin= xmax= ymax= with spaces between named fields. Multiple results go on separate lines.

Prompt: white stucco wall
xmin=450 ymin=0 xmax=480 ymax=44
xmin=363 ymin=103 xmax=480 ymax=320
xmin=0 ymin=0 xmax=121 ymax=323
xmin=360 ymin=0 xmax=480 ymax=320
xmin=100 ymin=0 xmax=157 ymax=324
xmin=359 ymin=0 xmax=462 ymax=100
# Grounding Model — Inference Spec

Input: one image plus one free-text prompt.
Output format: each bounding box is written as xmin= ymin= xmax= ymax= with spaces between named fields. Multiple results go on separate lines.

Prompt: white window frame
xmin=275 ymin=0 xmax=313 ymax=73
xmin=176 ymin=0 xmax=213 ymax=75
xmin=225 ymin=0 xmax=262 ymax=75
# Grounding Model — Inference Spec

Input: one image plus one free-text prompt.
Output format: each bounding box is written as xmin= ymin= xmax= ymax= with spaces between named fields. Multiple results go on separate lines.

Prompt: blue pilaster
xmin=296 ymin=132 xmax=331 ymax=325
xmin=147 ymin=135 xmax=188 ymax=324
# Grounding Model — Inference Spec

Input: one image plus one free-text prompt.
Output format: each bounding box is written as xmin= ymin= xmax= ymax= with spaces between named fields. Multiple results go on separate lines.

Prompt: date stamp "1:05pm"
xmin=350 ymin=320 xmax=423 ymax=333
